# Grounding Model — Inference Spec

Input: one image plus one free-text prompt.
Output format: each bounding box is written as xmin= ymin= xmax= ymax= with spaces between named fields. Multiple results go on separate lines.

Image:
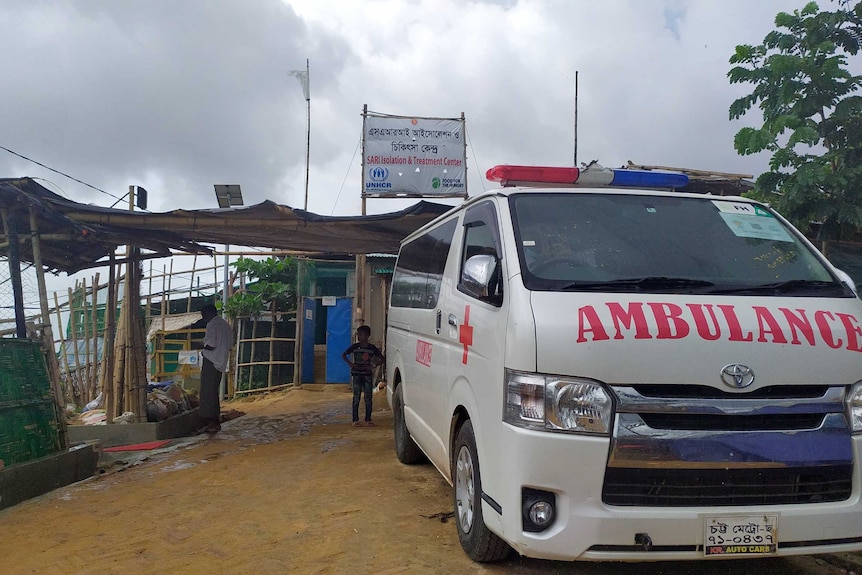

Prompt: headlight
xmin=847 ymin=381 xmax=862 ymax=433
xmin=504 ymin=369 xmax=613 ymax=435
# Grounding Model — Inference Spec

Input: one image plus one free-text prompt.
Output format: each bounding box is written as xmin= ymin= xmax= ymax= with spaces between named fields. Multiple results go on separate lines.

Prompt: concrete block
xmin=67 ymin=409 xmax=203 ymax=448
xmin=0 ymin=441 xmax=100 ymax=510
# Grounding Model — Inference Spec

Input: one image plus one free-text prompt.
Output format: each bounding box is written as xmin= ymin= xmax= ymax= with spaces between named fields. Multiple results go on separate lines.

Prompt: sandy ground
xmin=0 ymin=385 xmax=855 ymax=575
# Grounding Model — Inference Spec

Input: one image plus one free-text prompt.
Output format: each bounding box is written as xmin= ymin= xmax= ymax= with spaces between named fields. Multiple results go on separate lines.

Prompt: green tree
xmin=222 ymin=256 xmax=311 ymax=319
xmin=728 ymin=0 xmax=862 ymax=240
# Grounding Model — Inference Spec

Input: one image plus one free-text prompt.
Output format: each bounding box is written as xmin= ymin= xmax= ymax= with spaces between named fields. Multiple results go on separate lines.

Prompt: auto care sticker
xmin=711 ymin=200 xmax=793 ymax=242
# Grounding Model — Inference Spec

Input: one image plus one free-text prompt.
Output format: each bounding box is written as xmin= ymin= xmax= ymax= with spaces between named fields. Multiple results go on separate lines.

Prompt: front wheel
xmin=453 ymin=420 xmax=510 ymax=562
xmin=393 ymin=384 xmax=425 ymax=464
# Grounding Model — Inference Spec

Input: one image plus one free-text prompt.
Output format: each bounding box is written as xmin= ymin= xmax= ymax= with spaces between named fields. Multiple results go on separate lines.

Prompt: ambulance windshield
xmin=511 ymin=193 xmax=852 ymax=297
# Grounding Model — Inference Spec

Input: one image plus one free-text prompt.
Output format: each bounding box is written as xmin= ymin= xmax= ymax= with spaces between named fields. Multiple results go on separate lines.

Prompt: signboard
xmin=177 ymin=350 xmax=200 ymax=366
xmin=363 ymin=114 xmax=467 ymax=197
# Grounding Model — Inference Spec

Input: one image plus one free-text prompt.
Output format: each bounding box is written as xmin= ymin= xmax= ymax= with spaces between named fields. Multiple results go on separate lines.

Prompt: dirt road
xmin=0 ymin=386 xmax=854 ymax=575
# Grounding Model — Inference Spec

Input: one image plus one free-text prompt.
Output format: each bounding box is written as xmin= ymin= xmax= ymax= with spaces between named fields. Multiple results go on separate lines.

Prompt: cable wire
xmin=0 ymin=144 xmax=125 ymax=203
xmin=330 ymin=134 xmax=361 ymax=215
xmin=466 ymin=127 xmax=487 ymax=196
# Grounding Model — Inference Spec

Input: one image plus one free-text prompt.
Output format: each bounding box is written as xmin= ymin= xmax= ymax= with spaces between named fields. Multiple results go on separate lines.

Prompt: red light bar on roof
xmin=485 ymin=164 xmax=688 ymax=189
xmin=485 ymin=165 xmax=581 ymax=185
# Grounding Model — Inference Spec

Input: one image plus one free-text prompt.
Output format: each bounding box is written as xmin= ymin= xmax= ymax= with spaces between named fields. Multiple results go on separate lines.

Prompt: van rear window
xmin=391 ymin=219 xmax=458 ymax=308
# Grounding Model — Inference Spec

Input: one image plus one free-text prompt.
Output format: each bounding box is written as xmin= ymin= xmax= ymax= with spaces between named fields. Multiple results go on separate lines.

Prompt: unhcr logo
xmin=369 ymin=166 xmax=389 ymax=182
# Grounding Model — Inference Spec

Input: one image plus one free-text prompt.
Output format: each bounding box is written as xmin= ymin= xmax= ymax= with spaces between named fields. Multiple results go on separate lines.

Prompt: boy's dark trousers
xmin=351 ymin=374 xmax=374 ymax=422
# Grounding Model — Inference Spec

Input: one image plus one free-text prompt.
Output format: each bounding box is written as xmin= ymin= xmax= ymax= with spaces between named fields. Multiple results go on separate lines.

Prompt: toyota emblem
xmin=720 ymin=364 xmax=755 ymax=389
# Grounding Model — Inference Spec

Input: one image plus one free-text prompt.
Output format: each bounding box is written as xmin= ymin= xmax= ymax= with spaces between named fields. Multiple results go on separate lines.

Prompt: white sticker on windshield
xmin=711 ymin=200 xmax=793 ymax=242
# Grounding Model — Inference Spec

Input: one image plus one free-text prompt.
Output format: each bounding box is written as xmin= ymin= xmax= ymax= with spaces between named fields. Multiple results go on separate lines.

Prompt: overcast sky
xmin=2 ymin=0 xmax=842 ymax=220
xmin=4 ymin=0 xmax=859 ymax=306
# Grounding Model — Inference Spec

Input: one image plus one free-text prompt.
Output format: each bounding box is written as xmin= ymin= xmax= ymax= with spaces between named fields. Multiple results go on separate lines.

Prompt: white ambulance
xmin=385 ymin=163 xmax=862 ymax=562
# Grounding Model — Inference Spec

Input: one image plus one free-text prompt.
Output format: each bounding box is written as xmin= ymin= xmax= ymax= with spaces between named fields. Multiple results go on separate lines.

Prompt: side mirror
xmin=462 ymin=254 xmax=499 ymax=299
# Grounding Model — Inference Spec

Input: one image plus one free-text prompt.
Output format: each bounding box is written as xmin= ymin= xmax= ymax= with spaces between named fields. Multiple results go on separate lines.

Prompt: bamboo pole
xmin=130 ymin=256 xmax=147 ymax=419
xmin=232 ymin=317 xmax=241 ymax=397
xmin=29 ymin=209 xmax=68 ymax=448
xmin=187 ymin=254 xmax=197 ymax=313
xmin=90 ymin=272 xmax=100 ymax=401
xmin=268 ymin=307 xmax=275 ymax=388
xmin=111 ymin=286 xmax=127 ymax=420
xmin=122 ymin=257 xmax=133 ymax=416
xmin=160 ymin=264 xmax=167 ymax=336
xmin=53 ymin=292 xmax=74 ymax=405
xmin=66 ymin=286 xmax=82 ymax=404
xmin=167 ymin=258 xmax=174 ymax=313
xmin=147 ymin=260 xmax=154 ymax=322
xmin=81 ymin=278 xmax=94 ymax=404
xmin=250 ymin=317 xmax=257 ymax=391
xmin=102 ymin=252 xmax=117 ymax=420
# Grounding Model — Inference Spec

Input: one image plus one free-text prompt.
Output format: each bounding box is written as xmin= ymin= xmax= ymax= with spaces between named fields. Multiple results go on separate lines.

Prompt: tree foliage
xmin=728 ymin=0 xmax=862 ymax=239
xmin=221 ymin=256 xmax=311 ymax=319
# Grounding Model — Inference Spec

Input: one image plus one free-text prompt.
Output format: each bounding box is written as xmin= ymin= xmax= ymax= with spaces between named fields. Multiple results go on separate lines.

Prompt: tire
xmin=453 ymin=420 xmax=510 ymax=562
xmin=393 ymin=384 xmax=425 ymax=464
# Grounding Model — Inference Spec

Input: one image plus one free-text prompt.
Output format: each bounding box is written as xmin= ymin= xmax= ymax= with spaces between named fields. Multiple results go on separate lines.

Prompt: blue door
xmin=301 ymin=297 xmax=316 ymax=383
xmin=325 ymin=298 xmax=352 ymax=383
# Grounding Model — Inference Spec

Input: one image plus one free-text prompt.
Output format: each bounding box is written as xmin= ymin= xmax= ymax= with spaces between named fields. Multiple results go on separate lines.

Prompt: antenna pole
xmin=573 ymin=70 xmax=579 ymax=166
xmin=304 ymin=58 xmax=311 ymax=210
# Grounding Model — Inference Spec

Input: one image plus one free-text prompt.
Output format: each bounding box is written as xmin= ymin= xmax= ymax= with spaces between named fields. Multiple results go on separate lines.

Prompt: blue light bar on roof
xmin=486 ymin=164 xmax=689 ymax=189
xmin=610 ymin=169 xmax=689 ymax=189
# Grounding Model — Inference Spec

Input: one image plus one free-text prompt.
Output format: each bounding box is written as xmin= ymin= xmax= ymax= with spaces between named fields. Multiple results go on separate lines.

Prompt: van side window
xmin=391 ymin=218 xmax=457 ymax=309
xmin=459 ymin=202 xmax=503 ymax=307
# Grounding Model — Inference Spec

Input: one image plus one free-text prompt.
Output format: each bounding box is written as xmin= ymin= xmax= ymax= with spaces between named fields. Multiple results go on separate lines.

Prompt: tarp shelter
xmin=0 ymin=177 xmax=455 ymax=426
xmin=0 ymin=178 xmax=454 ymax=273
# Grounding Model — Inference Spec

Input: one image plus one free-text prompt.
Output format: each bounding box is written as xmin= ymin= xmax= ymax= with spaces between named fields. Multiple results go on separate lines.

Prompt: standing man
xmin=199 ymin=304 xmax=233 ymax=434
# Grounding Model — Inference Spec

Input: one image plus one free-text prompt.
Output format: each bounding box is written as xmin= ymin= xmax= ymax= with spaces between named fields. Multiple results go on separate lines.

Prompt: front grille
xmin=639 ymin=413 xmax=825 ymax=431
xmin=602 ymin=465 xmax=853 ymax=506
xmin=631 ymin=384 xmax=829 ymax=399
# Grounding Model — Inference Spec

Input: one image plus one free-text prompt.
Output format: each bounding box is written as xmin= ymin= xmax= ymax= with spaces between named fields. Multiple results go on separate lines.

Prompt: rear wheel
xmin=393 ymin=384 xmax=425 ymax=464
xmin=453 ymin=420 xmax=510 ymax=562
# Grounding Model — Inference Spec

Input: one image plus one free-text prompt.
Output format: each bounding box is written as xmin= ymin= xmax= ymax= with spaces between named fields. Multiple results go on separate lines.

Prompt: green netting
xmin=0 ymin=339 xmax=52 ymax=403
xmin=0 ymin=400 xmax=60 ymax=466
xmin=0 ymin=339 xmax=60 ymax=466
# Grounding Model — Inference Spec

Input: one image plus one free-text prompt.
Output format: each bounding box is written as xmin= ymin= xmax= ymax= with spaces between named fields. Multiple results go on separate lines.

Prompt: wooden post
xmin=2 ymin=210 xmax=27 ymax=339
xmin=355 ymin=254 xmax=367 ymax=328
xmin=29 ymin=208 xmax=68 ymax=448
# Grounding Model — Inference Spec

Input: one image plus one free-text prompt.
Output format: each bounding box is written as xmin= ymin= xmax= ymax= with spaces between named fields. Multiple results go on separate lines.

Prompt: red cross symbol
xmin=459 ymin=304 xmax=473 ymax=365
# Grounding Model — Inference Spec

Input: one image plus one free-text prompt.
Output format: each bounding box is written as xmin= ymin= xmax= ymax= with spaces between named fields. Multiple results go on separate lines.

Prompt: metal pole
xmin=304 ymin=58 xmax=311 ymax=210
xmin=461 ymin=111 xmax=467 ymax=198
xmin=356 ymin=105 xmax=369 ymax=330
xmin=574 ymin=70 xmax=579 ymax=166
xmin=361 ymin=104 xmax=367 ymax=216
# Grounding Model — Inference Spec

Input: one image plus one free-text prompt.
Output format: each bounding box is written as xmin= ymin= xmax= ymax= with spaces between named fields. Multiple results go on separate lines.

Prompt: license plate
xmin=704 ymin=514 xmax=778 ymax=556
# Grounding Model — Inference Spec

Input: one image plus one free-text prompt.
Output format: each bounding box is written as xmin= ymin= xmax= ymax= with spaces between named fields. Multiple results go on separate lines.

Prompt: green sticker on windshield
xmin=711 ymin=200 xmax=792 ymax=242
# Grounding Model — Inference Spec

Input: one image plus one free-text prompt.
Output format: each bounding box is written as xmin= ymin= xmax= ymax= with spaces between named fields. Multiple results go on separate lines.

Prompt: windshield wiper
xmin=560 ymin=276 xmax=716 ymax=292
xmin=712 ymin=279 xmax=845 ymax=296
